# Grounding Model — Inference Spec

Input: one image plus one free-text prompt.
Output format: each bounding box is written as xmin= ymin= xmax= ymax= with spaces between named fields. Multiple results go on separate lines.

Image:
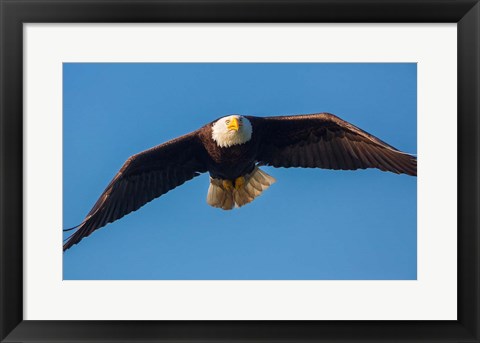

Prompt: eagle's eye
xmin=225 ymin=120 xmax=230 ymax=125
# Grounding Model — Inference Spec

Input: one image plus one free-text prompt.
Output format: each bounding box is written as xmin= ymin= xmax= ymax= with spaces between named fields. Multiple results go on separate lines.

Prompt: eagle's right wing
xmin=248 ymin=113 xmax=416 ymax=176
xmin=63 ymin=131 xmax=208 ymax=251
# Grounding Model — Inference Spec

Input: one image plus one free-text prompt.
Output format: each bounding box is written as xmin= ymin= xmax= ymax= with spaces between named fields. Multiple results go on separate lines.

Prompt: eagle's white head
xmin=211 ymin=115 xmax=253 ymax=148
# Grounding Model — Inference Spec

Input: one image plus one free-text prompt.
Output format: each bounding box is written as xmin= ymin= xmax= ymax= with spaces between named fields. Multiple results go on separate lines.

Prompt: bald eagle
xmin=63 ymin=113 xmax=416 ymax=251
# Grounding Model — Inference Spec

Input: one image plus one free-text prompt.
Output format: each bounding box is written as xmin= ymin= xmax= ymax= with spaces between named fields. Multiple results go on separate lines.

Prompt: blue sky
xmin=63 ymin=63 xmax=417 ymax=280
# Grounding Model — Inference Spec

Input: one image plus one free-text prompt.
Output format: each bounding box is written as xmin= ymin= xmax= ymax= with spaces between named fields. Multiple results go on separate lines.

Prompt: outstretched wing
xmin=248 ymin=113 xmax=416 ymax=175
xmin=63 ymin=131 xmax=208 ymax=251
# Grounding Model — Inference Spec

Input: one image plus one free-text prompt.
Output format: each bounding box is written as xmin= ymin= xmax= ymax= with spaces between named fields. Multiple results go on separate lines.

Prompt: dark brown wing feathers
xmin=63 ymin=131 xmax=207 ymax=251
xmin=247 ymin=113 xmax=416 ymax=176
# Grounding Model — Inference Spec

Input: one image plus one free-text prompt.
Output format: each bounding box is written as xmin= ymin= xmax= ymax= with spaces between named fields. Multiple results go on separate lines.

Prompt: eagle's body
xmin=63 ymin=113 xmax=417 ymax=251
xmin=199 ymin=126 xmax=258 ymax=180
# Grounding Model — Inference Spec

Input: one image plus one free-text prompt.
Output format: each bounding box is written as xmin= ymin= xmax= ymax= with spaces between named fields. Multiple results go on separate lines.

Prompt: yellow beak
xmin=227 ymin=118 xmax=240 ymax=131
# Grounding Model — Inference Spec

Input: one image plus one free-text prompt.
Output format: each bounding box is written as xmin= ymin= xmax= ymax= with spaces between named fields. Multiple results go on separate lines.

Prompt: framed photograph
xmin=1 ymin=0 xmax=479 ymax=342
xmin=60 ymin=62 xmax=418 ymax=281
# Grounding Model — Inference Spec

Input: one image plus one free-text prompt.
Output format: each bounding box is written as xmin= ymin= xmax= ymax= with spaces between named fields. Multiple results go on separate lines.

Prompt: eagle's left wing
xmin=247 ymin=113 xmax=416 ymax=176
xmin=63 ymin=131 xmax=208 ymax=251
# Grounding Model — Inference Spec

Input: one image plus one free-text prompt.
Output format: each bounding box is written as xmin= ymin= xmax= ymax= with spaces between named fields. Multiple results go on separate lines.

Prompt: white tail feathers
xmin=206 ymin=179 xmax=235 ymax=210
xmin=206 ymin=167 xmax=276 ymax=210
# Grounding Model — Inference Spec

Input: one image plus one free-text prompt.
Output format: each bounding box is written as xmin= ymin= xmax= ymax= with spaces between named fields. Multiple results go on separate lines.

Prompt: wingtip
xmin=63 ymin=224 xmax=80 ymax=232
xmin=63 ymin=236 xmax=75 ymax=252
xmin=63 ymin=223 xmax=83 ymax=251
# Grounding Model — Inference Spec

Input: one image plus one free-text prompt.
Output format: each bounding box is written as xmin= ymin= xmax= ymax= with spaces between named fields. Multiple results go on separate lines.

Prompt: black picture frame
xmin=1 ymin=0 xmax=479 ymax=342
